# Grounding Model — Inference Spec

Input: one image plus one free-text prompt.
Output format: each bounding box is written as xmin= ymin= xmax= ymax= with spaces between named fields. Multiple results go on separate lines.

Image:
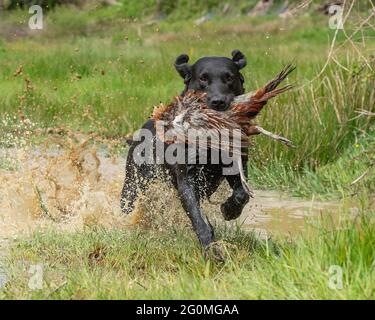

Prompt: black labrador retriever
xmin=121 ymin=50 xmax=250 ymax=257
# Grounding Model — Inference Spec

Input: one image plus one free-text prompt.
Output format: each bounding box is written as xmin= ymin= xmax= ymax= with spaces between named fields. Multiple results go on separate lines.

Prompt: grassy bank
xmin=1 ymin=202 xmax=374 ymax=299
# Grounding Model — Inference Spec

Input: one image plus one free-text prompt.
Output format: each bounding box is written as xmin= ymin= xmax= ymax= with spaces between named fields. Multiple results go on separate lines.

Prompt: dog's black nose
xmin=210 ymin=98 xmax=227 ymax=111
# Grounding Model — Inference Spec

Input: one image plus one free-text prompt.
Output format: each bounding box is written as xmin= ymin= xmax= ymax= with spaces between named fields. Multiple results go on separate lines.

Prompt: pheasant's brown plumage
xmin=152 ymin=64 xmax=295 ymax=155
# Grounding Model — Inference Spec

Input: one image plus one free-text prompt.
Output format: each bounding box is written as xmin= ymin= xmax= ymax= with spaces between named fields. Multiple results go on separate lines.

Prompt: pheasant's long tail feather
xmin=264 ymin=63 xmax=296 ymax=93
xmin=258 ymin=84 xmax=294 ymax=102
xmin=231 ymin=64 xmax=295 ymax=121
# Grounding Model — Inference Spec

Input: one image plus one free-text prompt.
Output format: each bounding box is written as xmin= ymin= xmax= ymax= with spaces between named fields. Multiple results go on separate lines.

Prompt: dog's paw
xmin=220 ymin=201 xmax=242 ymax=221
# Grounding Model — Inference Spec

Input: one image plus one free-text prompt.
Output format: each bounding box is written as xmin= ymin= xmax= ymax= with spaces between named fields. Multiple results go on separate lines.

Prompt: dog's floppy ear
xmin=174 ymin=54 xmax=192 ymax=84
xmin=231 ymin=50 xmax=247 ymax=70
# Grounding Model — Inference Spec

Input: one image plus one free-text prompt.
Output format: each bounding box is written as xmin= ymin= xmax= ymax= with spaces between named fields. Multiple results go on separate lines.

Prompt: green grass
xmin=250 ymin=127 xmax=375 ymax=198
xmin=0 ymin=6 xmax=374 ymax=197
xmin=1 ymin=202 xmax=374 ymax=299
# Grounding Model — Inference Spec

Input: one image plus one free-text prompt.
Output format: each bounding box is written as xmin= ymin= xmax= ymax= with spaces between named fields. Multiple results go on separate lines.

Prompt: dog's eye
xmin=199 ymin=74 xmax=208 ymax=82
xmin=224 ymin=74 xmax=233 ymax=83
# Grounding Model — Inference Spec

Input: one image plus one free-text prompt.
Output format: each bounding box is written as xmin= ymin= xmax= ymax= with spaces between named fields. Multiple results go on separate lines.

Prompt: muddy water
xmin=0 ymin=135 xmax=195 ymax=240
xmin=0 ymin=142 xmax=127 ymax=240
xmin=239 ymin=191 xmax=358 ymax=238
xmin=0 ymin=136 xmax=358 ymax=242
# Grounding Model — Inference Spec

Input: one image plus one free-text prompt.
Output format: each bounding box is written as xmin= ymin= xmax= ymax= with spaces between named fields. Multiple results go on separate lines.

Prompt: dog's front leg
xmin=174 ymin=165 xmax=214 ymax=249
xmin=221 ymin=158 xmax=250 ymax=221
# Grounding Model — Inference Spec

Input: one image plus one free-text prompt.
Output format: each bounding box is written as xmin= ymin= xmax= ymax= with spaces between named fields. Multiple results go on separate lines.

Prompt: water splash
xmin=0 ymin=119 xmax=360 ymax=240
xmin=0 ymin=126 xmax=218 ymax=239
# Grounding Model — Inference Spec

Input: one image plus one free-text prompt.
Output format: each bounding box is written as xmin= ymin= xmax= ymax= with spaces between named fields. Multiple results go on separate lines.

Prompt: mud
xmin=0 ymin=133 xmax=194 ymax=240
xmin=239 ymin=191 xmax=358 ymax=238
xmin=0 ymin=133 xmax=359 ymax=242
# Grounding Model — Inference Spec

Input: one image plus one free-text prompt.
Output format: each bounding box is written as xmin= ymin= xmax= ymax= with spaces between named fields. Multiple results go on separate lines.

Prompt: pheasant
xmin=153 ymin=64 xmax=295 ymax=150
xmin=151 ymin=64 xmax=296 ymax=194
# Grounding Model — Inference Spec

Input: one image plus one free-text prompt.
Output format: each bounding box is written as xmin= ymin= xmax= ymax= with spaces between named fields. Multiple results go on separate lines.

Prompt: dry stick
xmin=237 ymin=126 xmax=296 ymax=196
xmin=298 ymin=0 xmax=375 ymax=90
xmin=350 ymin=107 xmax=374 ymax=186
xmin=310 ymin=85 xmax=324 ymax=126
xmin=296 ymin=0 xmax=345 ymax=90
xmin=351 ymin=163 xmax=374 ymax=186
xmin=333 ymin=10 xmax=375 ymax=72
xmin=331 ymin=55 xmax=350 ymax=72
xmin=280 ymin=0 xmax=313 ymax=18
xmin=342 ymin=27 xmax=374 ymax=71
xmin=47 ymin=281 xmax=68 ymax=298
xmin=254 ymin=126 xmax=296 ymax=148
xmin=356 ymin=109 xmax=375 ymax=117
xmin=334 ymin=8 xmax=375 ymax=52
xmin=351 ymin=108 xmax=375 ymax=121
xmin=343 ymin=0 xmax=356 ymax=22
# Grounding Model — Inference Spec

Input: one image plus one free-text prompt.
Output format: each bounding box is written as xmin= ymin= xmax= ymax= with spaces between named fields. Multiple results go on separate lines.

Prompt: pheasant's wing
xmin=188 ymin=110 xmax=250 ymax=155
xmin=156 ymin=108 xmax=249 ymax=156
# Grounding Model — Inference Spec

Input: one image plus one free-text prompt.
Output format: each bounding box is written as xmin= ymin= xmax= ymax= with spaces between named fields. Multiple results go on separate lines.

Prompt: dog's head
xmin=174 ymin=50 xmax=247 ymax=111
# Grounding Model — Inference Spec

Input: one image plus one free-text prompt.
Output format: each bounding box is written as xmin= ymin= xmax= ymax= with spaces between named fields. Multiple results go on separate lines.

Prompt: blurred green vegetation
xmin=2 ymin=0 xmax=374 ymax=19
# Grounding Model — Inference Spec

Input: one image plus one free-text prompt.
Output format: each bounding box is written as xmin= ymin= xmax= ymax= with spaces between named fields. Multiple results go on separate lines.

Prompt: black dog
xmin=121 ymin=50 xmax=250 ymax=257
